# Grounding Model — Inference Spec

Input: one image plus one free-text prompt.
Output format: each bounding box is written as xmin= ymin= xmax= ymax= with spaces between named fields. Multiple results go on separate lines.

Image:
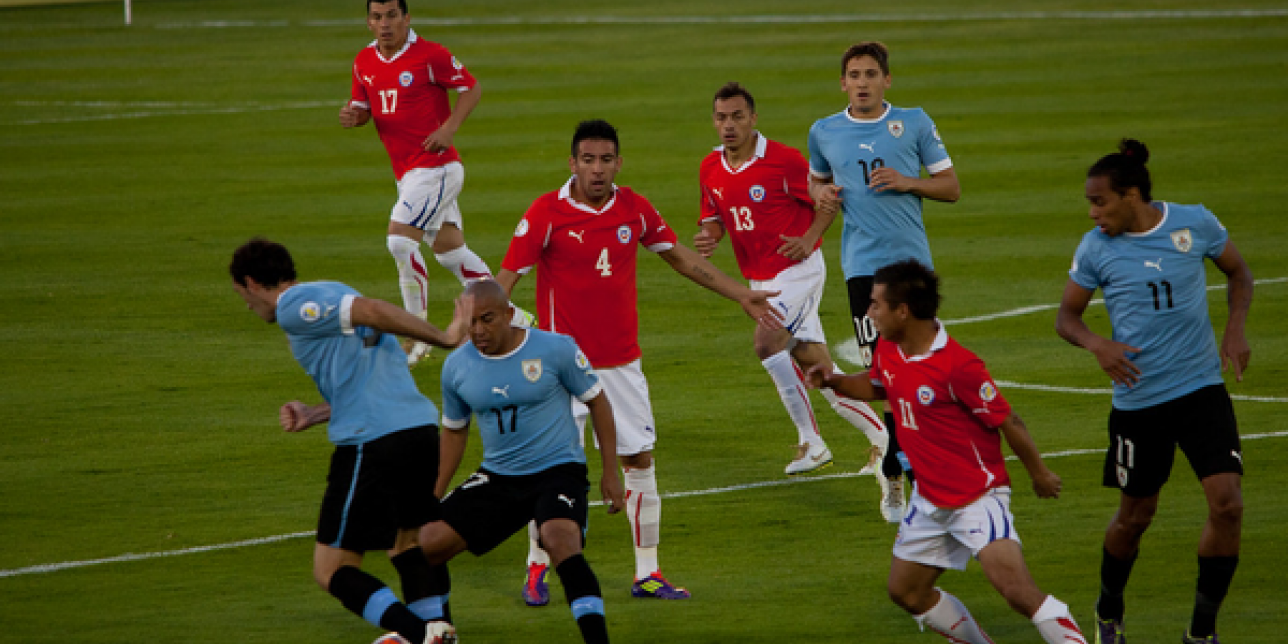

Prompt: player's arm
xmin=869 ymin=165 xmax=960 ymax=203
xmin=279 ymin=401 xmax=331 ymax=432
xmin=350 ymin=294 xmax=472 ymax=349
xmin=435 ymin=426 xmax=469 ymax=498
xmin=1055 ymin=279 xmax=1142 ymax=387
xmin=656 ymin=243 xmax=784 ymax=330
xmin=997 ymin=413 xmax=1062 ymax=499
xmin=1212 ymin=240 xmax=1253 ymax=381
xmin=778 ymin=194 xmax=840 ymax=261
xmin=808 ymin=173 xmax=843 ymax=218
xmin=693 ymin=220 xmax=725 ymax=258
xmin=801 ymin=364 xmax=884 ymax=401
xmin=423 ymin=84 xmax=481 ymax=153
xmin=494 ymin=268 xmax=523 ymax=299
xmin=584 ymin=392 xmax=625 ymax=514
xmin=339 ymin=102 xmax=371 ymax=128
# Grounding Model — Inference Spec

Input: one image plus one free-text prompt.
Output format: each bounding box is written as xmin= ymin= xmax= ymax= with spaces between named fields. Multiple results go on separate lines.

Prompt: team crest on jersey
xmin=1171 ymin=228 xmax=1193 ymax=253
xmin=514 ymin=219 xmax=530 ymax=237
xmin=749 ymin=185 xmax=766 ymax=202
xmin=522 ymin=359 xmax=543 ymax=382
xmin=888 ymin=120 xmax=905 ymax=138
xmin=299 ymin=302 xmax=321 ymax=323
xmin=980 ymin=381 xmax=998 ymax=402
xmin=916 ymin=385 xmax=934 ymax=405
xmin=398 ymin=71 xmax=414 ymax=87
xmin=574 ymin=350 xmax=590 ymax=371
xmin=617 ymin=225 xmax=633 ymax=244
xmin=451 ymin=56 xmax=464 ymax=70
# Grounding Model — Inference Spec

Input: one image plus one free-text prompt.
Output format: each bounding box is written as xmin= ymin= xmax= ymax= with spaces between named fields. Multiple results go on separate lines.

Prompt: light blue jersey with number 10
xmin=440 ymin=329 xmax=601 ymax=476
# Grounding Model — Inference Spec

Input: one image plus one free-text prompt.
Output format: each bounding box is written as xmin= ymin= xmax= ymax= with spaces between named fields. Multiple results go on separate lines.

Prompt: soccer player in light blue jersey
xmin=419 ymin=279 xmax=625 ymax=644
xmin=1056 ymin=139 xmax=1253 ymax=644
xmin=230 ymin=238 xmax=470 ymax=644
xmin=807 ymin=41 xmax=961 ymax=523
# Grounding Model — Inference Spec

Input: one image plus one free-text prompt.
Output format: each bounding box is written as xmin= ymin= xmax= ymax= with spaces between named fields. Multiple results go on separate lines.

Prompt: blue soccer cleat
xmin=631 ymin=572 xmax=691 ymax=599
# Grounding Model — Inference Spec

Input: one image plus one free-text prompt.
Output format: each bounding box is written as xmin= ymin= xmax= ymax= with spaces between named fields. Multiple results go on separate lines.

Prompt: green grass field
xmin=2 ymin=1 xmax=1286 ymax=642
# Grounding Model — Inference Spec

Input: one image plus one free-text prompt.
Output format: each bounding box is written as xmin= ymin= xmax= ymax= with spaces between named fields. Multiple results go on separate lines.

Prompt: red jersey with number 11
xmin=502 ymin=180 xmax=678 ymax=368
xmin=869 ymin=326 xmax=1013 ymax=509
xmin=349 ymin=30 xmax=476 ymax=180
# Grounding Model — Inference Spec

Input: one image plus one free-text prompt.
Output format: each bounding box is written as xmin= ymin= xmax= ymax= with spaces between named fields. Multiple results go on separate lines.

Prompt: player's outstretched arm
xmin=435 ymin=427 xmax=469 ymax=498
xmin=585 ymin=392 xmax=625 ymax=514
xmin=350 ymin=295 xmax=471 ymax=348
xmin=802 ymin=364 xmax=882 ymax=401
xmin=1055 ymin=279 xmax=1142 ymax=387
xmin=657 ymin=244 xmax=784 ymax=330
xmin=997 ymin=413 xmax=1062 ymax=499
xmin=279 ymin=401 xmax=331 ymax=432
xmin=1214 ymin=240 xmax=1254 ymax=381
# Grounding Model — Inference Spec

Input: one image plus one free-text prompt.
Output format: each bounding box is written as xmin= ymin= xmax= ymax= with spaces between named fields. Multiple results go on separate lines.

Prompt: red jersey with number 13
xmin=502 ymin=180 xmax=678 ymax=368
xmin=869 ymin=326 xmax=1013 ymax=509
xmin=349 ymin=30 xmax=476 ymax=180
xmin=699 ymin=135 xmax=821 ymax=280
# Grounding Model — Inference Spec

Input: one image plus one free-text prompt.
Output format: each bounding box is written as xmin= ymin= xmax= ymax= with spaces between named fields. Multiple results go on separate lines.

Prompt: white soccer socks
xmin=1031 ymin=595 xmax=1087 ymax=644
xmin=914 ymin=589 xmax=993 ymax=644
xmin=433 ymin=244 xmax=493 ymax=284
xmin=526 ymin=520 xmax=551 ymax=567
xmin=387 ymin=234 xmax=429 ymax=316
xmin=761 ymin=350 xmax=823 ymax=447
xmin=819 ymin=382 xmax=886 ymax=451
xmin=624 ymin=464 xmax=662 ymax=579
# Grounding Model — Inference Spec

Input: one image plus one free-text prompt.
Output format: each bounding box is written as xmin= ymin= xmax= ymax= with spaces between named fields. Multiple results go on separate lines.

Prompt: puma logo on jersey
xmin=568 ymin=230 xmax=585 ymax=243
xmin=858 ymin=142 xmax=876 ymax=153
xmin=492 ymin=385 xmax=510 ymax=398
xmin=1145 ymin=258 xmax=1163 ymax=271
xmin=710 ymin=187 xmax=724 ymax=200
xmin=558 ymin=494 xmax=575 ymax=508
xmin=362 ymin=75 xmax=374 ymax=85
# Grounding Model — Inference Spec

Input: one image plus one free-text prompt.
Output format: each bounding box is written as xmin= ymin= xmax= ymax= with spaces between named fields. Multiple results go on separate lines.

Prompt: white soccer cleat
xmin=857 ymin=443 xmax=884 ymax=476
xmin=511 ymin=304 xmax=536 ymax=328
xmin=785 ymin=442 xmax=833 ymax=475
xmin=881 ymin=477 xmax=906 ymax=523
xmin=406 ymin=341 xmax=432 ymax=367
xmin=423 ymin=621 xmax=458 ymax=644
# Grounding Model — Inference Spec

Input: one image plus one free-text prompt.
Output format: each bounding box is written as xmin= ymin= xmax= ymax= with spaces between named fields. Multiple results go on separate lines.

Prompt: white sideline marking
xmin=997 ymin=380 xmax=1287 ymax=403
xmin=4 ymin=430 xmax=1287 ymax=579
xmin=5 ymin=100 xmax=336 ymax=125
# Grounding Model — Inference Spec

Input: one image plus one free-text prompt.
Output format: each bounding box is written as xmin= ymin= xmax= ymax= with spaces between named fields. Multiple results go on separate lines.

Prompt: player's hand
xmin=1031 ymin=468 xmax=1063 ymax=499
xmin=693 ymin=230 xmax=719 ymax=258
xmin=279 ymin=401 xmax=310 ymax=432
xmin=600 ymin=470 xmax=625 ymax=515
xmin=1089 ymin=337 xmax=1143 ymax=387
xmin=812 ymin=183 xmax=842 ymax=217
xmin=422 ymin=126 xmax=456 ymax=154
xmin=338 ymin=104 xmax=371 ymax=128
xmin=869 ymin=167 xmax=912 ymax=193
xmin=445 ymin=293 xmax=475 ymax=347
xmin=1220 ymin=328 xmax=1251 ymax=382
xmin=801 ymin=364 xmax=834 ymax=390
xmin=742 ymin=289 xmax=785 ymax=331
xmin=776 ymin=233 xmax=815 ymax=261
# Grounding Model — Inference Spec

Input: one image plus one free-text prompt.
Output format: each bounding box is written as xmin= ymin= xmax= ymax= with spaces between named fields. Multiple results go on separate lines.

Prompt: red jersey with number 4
xmin=349 ymin=30 xmax=476 ymax=180
xmin=502 ymin=180 xmax=678 ymax=368
xmin=699 ymin=135 xmax=821 ymax=281
xmin=869 ymin=326 xmax=1013 ymax=509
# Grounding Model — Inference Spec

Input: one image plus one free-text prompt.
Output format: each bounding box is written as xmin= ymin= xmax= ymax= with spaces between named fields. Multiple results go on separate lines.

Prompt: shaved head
xmin=466 ymin=278 xmax=509 ymax=309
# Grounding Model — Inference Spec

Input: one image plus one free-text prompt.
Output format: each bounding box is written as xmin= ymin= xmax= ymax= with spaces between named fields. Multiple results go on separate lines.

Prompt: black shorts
xmin=1104 ymin=384 xmax=1243 ymax=498
xmin=440 ymin=462 xmax=589 ymax=556
xmin=317 ymin=425 xmax=442 ymax=552
xmin=846 ymin=276 xmax=879 ymax=369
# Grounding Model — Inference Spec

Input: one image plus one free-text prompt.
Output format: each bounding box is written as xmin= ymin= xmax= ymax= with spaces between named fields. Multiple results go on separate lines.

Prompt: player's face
xmin=840 ymin=55 xmax=891 ymax=117
xmin=469 ymin=300 xmax=515 ymax=355
xmin=569 ymin=139 xmax=622 ymax=207
xmin=233 ymin=280 xmax=276 ymax=324
xmin=1085 ymin=175 xmax=1137 ymax=237
xmin=712 ymin=96 xmax=758 ymax=151
xmin=867 ymin=283 xmax=905 ymax=342
xmin=367 ymin=1 xmax=411 ymax=53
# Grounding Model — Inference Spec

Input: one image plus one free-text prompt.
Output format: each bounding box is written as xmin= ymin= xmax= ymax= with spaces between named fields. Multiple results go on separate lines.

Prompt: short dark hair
xmin=367 ymin=0 xmax=407 ymax=14
xmin=1088 ymin=138 xmax=1152 ymax=202
xmin=874 ymin=259 xmax=940 ymax=320
xmin=230 ymin=238 xmax=296 ymax=288
xmin=571 ymin=119 xmax=619 ymax=157
xmin=713 ymin=81 xmax=756 ymax=112
xmin=842 ymin=41 xmax=890 ymax=76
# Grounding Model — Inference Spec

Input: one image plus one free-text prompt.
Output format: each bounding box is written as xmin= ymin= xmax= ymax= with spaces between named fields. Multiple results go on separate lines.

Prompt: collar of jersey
xmin=843 ymin=101 xmax=892 ymax=124
xmin=559 ymin=176 xmax=619 ymax=214
xmin=715 ymin=131 xmax=768 ymax=174
xmin=476 ymin=327 xmax=531 ymax=360
xmin=371 ymin=29 xmax=419 ymax=64
xmin=899 ymin=320 xmax=949 ymax=362
xmin=1124 ymin=202 xmax=1170 ymax=238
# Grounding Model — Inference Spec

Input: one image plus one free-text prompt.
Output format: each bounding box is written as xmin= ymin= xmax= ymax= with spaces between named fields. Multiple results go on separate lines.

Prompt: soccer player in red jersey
xmin=340 ymin=0 xmax=514 ymax=366
xmin=496 ymin=119 xmax=782 ymax=603
xmin=806 ymin=259 xmax=1086 ymax=644
xmin=694 ymin=82 xmax=887 ymax=479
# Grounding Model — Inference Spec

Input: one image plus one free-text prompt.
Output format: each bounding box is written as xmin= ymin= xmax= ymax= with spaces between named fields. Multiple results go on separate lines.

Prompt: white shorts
xmin=750 ymin=249 xmax=826 ymax=344
xmin=390 ymin=162 xmax=464 ymax=239
xmin=571 ymin=359 xmax=657 ymax=456
xmin=892 ymin=486 xmax=1021 ymax=571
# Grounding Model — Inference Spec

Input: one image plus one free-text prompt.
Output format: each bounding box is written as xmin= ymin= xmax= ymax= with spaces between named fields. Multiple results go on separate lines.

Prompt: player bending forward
xmin=807 ymin=259 xmax=1086 ymax=644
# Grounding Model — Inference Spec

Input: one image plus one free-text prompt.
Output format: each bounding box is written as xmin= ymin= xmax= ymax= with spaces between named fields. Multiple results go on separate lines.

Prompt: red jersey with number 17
xmin=699 ymin=134 xmax=821 ymax=281
xmin=502 ymin=179 xmax=678 ymax=368
xmin=869 ymin=325 xmax=1013 ymax=509
xmin=349 ymin=30 xmax=476 ymax=180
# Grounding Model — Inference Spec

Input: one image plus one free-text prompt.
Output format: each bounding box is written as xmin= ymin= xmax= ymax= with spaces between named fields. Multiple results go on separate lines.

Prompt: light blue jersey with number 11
xmin=441 ymin=329 xmax=602 ymax=476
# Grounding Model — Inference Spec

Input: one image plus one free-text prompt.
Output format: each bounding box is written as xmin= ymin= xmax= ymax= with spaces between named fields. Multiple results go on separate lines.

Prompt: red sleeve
xmin=698 ymin=156 xmax=721 ymax=225
xmin=501 ymin=200 xmax=549 ymax=272
xmin=636 ymin=194 xmax=679 ymax=250
xmin=426 ymin=44 xmax=476 ymax=91
xmin=950 ymin=353 xmax=1012 ymax=429
xmin=783 ymin=146 xmax=814 ymax=207
xmin=349 ymin=59 xmax=369 ymax=108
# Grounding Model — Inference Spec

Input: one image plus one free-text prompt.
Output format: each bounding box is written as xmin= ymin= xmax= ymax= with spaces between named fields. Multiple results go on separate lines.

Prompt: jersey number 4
xmin=378 ymin=89 xmax=399 ymax=114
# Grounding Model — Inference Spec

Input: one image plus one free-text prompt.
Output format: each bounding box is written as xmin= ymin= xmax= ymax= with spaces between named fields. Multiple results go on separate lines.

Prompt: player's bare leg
xmin=976 ymin=540 xmax=1086 ymax=643
xmin=387 ymin=222 xmax=433 ymax=366
xmin=790 ymin=341 xmax=886 ymax=474
xmin=888 ymin=558 xmax=994 ymax=644
xmin=755 ymin=325 xmax=831 ymax=475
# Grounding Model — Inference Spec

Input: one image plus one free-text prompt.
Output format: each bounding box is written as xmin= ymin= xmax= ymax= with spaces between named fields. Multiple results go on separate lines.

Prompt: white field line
xmin=5 ymin=100 xmax=337 ymax=126
xmin=4 ymin=430 xmax=1287 ymax=579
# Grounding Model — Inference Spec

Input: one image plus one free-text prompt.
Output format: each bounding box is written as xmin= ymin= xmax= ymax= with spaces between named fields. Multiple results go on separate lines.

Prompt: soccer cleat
xmin=881 ymin=476 xmax=906 ymax=523
xmin=405 ymin=340 xmax=432 ymax=367
xmin=857 ymin=443 xmax=883 ymax=476
xmin=1094 ymin=614 xmax=1125 ymax=644
xmin=511 ymin=305 xmax=537 ymax=328
xmin=1182 ymin=632 xmax=1219 ymax=644
xmin=522 ymin=562 xmax=550 ymax=606
xmin=785 ymin=442 xmax=833 ymax=475
xmin=372 ymin=634 xmax=410 ymax=644
xmin=423 ymin=620 xmax=458 ymax=644
xmin=631 ymin=572 xmax=691 ymax=599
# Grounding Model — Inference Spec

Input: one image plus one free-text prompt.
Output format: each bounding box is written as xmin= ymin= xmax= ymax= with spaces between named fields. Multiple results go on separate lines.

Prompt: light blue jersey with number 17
xmin=440 ymin=329 xmax=602 ymax=476
xmin=808 ymin=103 xmax=952 ymax=279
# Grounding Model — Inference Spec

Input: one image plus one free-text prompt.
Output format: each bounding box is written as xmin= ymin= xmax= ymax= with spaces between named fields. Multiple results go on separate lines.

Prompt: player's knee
xmin=886 ymin=578 xmax=930 ymax=614
xmin=1209 ymin=493 xmax=1244 ymax=526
